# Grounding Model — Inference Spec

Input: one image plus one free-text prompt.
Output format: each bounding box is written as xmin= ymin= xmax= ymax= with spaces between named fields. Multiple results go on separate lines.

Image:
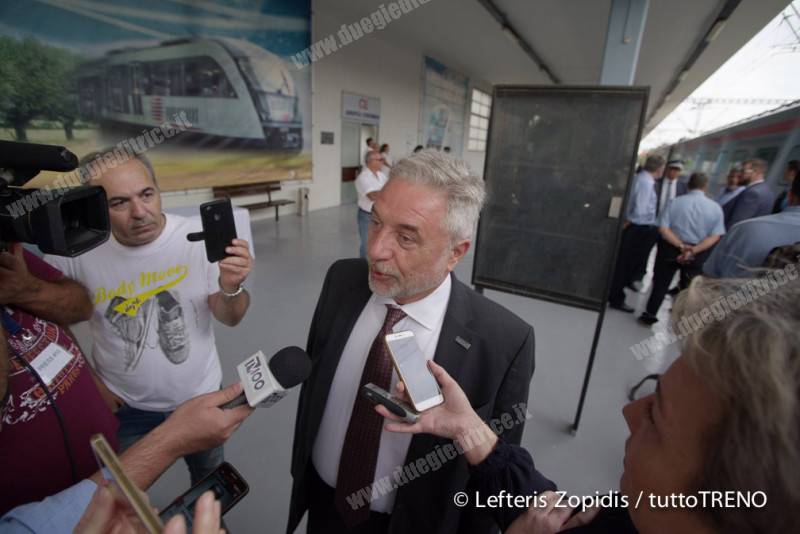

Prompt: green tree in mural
xmin=0 ymin=36 xmax=80 ymax=141
xmin=47 ymin=48 xmax=81 ymax=141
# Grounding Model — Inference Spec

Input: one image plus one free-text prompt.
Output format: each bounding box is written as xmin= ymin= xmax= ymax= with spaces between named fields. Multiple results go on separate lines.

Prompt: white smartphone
xmin=384 ymin=330 xmax=444 ymax=411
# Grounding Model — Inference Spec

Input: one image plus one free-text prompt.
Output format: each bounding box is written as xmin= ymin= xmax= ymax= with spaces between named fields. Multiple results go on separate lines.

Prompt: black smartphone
xmin=362 ymin=383 xmax=419 ymax=423
xmin=158 ymin=462 xmax=249 ymax=527
xmin=199 ymin=198 xmax=237 ymax=263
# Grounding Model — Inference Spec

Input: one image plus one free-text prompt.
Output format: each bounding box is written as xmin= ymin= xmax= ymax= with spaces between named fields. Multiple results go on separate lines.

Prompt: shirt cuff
xmin=0 ymin=478 xmax=98 ymax=533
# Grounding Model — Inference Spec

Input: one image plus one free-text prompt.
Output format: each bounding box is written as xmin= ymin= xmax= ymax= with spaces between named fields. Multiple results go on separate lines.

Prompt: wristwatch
xmin=220 ymin=283 xmax=245 ymax=299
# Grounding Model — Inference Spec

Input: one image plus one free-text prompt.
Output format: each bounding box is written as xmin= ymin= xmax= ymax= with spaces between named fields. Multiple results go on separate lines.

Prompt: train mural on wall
xmin=76 ymin=37 xmax=303 ymax=150
xmin=660 ymin=101 xmax=800 ymax=195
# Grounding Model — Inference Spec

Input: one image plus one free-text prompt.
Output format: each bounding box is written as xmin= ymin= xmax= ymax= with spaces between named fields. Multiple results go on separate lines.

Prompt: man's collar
xmin=375 ymin=274 xmax=452 ymax=331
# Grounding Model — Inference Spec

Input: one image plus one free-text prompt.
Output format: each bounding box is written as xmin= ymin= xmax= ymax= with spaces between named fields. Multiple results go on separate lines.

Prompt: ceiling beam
xmin=475 ymin=0 xmax=561 ymax=84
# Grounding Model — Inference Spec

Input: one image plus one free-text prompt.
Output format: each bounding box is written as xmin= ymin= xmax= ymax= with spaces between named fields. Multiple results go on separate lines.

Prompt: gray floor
xmin=74 ymin=203 xmax=680 ymax=532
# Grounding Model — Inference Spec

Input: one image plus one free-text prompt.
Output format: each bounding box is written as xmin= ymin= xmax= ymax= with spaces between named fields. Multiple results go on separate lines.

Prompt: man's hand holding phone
xmin=374 ymin=360 xmax=499 ymax=466
xmin=218 ymin=238 xmax=252 ymax=294
xmin=74 ymin=480 xmax=224 ymax=534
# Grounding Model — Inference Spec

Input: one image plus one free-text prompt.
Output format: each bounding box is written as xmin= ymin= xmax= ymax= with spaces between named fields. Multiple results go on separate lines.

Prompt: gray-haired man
xmin=288 ymin=150 xmax=537 ymax=534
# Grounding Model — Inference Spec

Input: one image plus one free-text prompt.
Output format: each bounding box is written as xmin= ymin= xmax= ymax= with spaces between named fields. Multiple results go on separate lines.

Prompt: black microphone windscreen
xmin=269 ymin=346 xmax=312 ymax=388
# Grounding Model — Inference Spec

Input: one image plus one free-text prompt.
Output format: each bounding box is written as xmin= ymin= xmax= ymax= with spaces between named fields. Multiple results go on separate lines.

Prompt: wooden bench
xmin=212 ymin=183 xmax=295 ymax=221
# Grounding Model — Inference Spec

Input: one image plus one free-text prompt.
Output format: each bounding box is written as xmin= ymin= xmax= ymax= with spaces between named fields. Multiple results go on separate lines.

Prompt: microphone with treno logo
xmin=220 ymin=346 xmax=312 ymax=409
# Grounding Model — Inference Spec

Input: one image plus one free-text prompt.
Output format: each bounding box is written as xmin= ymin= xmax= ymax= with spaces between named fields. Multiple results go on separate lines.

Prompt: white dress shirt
xmin=355 ymin=168 xmax=388 ymax=212
xmin=312 ymin=275 xmax=452 ymax=513
xmin=658 ymin=178 xmax=677 ymax=219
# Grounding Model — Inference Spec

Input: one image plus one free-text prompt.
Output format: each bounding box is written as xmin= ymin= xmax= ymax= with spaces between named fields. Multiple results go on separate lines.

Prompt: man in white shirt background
xmin=355 ymin=150 xmax=388 ymax=258
xmin=47 ymin=149 xmax=253 ymax=485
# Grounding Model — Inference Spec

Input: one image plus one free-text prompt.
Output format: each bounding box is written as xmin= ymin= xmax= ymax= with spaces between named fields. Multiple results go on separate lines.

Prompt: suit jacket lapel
xmin=401 ymin=274 xmax=479 ymax=463
xmin=307 ymin=273 xmax=372 ymax=450
xmin=430 ymin=273 xmax=477 ymax=385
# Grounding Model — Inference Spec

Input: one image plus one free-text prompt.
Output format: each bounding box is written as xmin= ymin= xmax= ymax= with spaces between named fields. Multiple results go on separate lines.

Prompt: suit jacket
xmin=723 ymin=181 xmax=776 ymax=229
xmin=287 ymin=259 xmax=536 ymax=534
xmin=772 ymin=189 xmax=789 ymax=214
xmin=654 ymin=178 xmax=687 ymax=215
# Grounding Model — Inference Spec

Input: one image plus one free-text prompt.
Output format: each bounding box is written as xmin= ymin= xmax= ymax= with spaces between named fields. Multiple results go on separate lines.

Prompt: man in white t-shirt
xmin=46 ymin=150 xmax=253 ymax=484
xmin=355 ymin=150 xmax=388 ymax=258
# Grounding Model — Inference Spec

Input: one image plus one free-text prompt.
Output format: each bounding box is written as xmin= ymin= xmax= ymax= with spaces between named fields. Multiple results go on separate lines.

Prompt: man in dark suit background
xmin=287 ymin=150 xmax=536 ymax=534
xmin=723 ymin=158 xmax=776 ymax=229
xmin=654 ymin=160 xmax=689 ymax=218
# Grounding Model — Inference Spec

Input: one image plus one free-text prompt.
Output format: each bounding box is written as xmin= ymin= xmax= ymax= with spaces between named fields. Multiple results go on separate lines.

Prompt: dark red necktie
xmin=335 ymin=305 xmax=407 ymax=527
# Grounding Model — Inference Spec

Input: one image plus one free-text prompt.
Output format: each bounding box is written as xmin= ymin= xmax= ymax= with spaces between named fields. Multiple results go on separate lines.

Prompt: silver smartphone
xmin=384 ymin=330 xmax=444 ymax=411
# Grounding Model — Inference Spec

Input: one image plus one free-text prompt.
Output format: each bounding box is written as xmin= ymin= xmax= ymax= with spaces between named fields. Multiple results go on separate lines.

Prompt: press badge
xmin=30 ymin=343 xmax=73 ymax=385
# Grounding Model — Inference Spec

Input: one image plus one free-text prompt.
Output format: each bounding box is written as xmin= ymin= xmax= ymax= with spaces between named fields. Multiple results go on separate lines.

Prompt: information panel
xmin=473 ymin=86 xmax=648 ymax=311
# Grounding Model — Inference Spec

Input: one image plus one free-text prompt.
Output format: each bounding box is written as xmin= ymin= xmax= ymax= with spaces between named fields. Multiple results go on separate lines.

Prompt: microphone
xmin=220 ymin=347 xmax=312 ymax=409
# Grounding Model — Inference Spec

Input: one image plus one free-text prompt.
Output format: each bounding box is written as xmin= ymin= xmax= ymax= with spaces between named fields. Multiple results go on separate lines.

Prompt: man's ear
xmin=447 ymin=239 xmax=471 ymax=272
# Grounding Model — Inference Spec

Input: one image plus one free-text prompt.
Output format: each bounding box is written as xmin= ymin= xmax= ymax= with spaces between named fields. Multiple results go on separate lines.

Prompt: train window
xmin=184 ymin=56 xmax=236 ymax=98
xmin=168 ymin=62 xmax=184 ymax=96
xmin=755 ymin=146 xmax=778 ymax=168
xmin=147 ymin=62 xmax=170 ymax=96
xmin=730 ymin=149 xmax=748 ymax=166
xmin=107 ymin=66 xmax=126 ymax=113
xmin=787 ymin=145 xmax=800 ymax=163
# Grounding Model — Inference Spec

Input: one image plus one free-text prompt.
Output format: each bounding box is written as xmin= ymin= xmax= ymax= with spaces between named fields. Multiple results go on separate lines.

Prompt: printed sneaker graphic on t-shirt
xmin=95 ymin=265 xmax=191 ymax=370
xmin=105 ymin=296 xmax=155 ymax=371
xmin=156 ymin=290 xmax=189 ymax=364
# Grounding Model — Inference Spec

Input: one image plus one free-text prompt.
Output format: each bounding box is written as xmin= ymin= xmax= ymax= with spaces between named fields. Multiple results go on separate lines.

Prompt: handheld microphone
xmin=220 ymin=347 xmax=312 ymax=409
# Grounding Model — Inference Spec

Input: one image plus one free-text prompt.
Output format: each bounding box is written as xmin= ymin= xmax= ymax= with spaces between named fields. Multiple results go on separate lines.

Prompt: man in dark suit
xmin=287 ymin=150 xmax=535 ymax=534
xmin=723 ymin=158 xmax=776 ymax=229
xmin=654 ymin=160 xmax=689 ymax=218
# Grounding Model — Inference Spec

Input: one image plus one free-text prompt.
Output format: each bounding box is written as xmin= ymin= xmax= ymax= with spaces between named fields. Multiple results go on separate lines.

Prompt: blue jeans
xmin=116 ymin=403 xmax=224 ymax=485
xmin=357 ymin=208 xmax=371 ymax=258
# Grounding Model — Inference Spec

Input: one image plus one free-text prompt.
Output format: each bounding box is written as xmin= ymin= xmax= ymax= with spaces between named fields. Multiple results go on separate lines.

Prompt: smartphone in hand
xmin=199 ymin=198 xmax=237 ymax=263
xmin=159 ymin=462 xmax=249 ymax=527
xmin=385 ymin=331 xmax=444 ymax=411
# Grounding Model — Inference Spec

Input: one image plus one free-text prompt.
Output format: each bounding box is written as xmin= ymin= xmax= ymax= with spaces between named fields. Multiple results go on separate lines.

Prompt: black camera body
xmin=0 ymin=140 xmax=110 ymax=257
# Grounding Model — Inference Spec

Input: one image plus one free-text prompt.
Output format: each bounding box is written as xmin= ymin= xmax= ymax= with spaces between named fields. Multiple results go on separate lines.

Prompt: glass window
xmin=168 ymin=62 xmax=183 ymax=96
xmin=468 ymin=88 xmax=492 ymax=152
xmin=146 ymin=62 xmax=170 ymax=96
xmin=184 ymin=56 xmax=236 ymax=98
xmin=755 ymin=146 xmax=779 ymax=169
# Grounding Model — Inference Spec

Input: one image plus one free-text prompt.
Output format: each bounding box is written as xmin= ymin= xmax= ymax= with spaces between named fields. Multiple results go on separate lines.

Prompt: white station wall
xmin=308 ymin=1 xmax=490 ymax=212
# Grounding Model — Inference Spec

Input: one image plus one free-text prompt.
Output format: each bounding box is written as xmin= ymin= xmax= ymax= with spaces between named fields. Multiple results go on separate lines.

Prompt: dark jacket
xmin=723 ymin=181 xmax=776 ymax=229
xmin=470 ymin=441 xmax=636 ymax=534
xmin=287 ymin=259 xmax=536 ymax=534
xmin=654 ymin=178 xmax=688 ymax=214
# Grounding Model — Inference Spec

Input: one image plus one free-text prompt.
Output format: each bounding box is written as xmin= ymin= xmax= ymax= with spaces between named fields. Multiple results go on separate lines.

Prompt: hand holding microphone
xmin=220 ymin=346 xmax=312 ymax=409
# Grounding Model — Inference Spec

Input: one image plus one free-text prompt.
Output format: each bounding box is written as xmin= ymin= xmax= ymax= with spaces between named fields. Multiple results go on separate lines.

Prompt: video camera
xmin=0 ymin=140 xmax=109 ymax=257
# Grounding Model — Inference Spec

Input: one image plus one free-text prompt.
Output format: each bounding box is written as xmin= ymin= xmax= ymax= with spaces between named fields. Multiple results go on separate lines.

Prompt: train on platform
xmin=76 ymin=37 xmax=303 ymax=150
xmin=657 ymin=100 xmax=800 ymax=196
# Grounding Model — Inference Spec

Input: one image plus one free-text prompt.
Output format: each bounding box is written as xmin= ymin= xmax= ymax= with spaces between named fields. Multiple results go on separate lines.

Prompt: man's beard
xmin=368 ymin=255 xmax=450 ymax=302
